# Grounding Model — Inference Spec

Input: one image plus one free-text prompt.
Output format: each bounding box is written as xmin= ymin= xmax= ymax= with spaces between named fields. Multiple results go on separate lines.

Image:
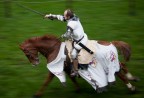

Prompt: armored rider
xmin=44 ymin=9 xmax=89 ymax=76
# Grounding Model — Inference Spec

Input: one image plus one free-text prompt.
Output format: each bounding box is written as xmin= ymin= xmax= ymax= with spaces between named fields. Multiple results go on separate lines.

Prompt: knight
xmin=44 ymin=9 xmax=93 ymax=76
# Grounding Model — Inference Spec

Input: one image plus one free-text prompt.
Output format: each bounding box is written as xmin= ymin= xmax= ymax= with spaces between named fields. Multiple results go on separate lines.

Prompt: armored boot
xmin=70 ymin=59 xmax=79 ymax=77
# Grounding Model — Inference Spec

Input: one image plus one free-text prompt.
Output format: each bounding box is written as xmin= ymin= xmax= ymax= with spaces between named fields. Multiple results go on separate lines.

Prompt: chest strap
xmin=74 ymin=36 xmax=84 ymax=43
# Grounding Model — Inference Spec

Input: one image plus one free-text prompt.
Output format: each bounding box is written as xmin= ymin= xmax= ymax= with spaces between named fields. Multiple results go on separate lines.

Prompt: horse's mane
xmin=38 ymin=34 xmax=60 ymax=42
xmin=20 ymin=34 xmax=60 ymax=47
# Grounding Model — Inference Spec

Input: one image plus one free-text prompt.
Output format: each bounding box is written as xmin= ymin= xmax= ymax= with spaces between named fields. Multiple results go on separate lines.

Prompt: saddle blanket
xmin=47 ymin=40 xmax=120 ymax=90
xmin=47 ymin=42 xmax=66 ymax=83
xmin=65 ymin=40 xmax=97 ymax=64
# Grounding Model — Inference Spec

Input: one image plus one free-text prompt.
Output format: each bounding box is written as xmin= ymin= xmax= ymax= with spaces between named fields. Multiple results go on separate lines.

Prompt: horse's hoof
xmin=33 ymin=95 xmax=41 ymax=98
xmin=129 ymin=86 xmax=137 ymax=94
xmin=61 ymin=82 xmax=67 ymax=87
xmin=108 ymin=82 xmax=116 ymax=87
xmin=96 ymin=86 xmax=108 ymax=93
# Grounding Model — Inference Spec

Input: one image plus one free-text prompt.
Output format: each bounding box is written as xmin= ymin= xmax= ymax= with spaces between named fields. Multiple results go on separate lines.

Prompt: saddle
xmin=65 ymin=40 xmax=97 ymax=65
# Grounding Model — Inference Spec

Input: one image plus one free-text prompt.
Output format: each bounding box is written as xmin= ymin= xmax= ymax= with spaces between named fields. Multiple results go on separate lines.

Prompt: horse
xmin=19 ymin=35 xmax=138 ymax=98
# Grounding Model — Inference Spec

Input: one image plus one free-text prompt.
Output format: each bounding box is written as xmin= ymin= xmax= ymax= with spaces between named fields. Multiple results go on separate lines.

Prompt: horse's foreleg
xmin=33 ymin=71 xmax=54 ymax=98
xmin=120 ymin=62 xmax=140 ymax=81
xmin=116 ymin=70 xmax=136 ymax=93
xmin=64 ymin=64 xmax=80 ymax=92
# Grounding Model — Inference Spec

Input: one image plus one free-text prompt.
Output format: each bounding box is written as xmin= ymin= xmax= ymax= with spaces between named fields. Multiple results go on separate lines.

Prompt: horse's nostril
xmin=35 ymin=61 xmax=39 ymax=65
xmin=32 ymin=62 xmax=39 ymax=66
xmin=35 ymin=58 xmax=39 ymax=61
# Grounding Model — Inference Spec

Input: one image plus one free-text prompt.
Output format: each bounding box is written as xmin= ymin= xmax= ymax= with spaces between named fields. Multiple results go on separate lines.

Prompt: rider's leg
xmin=70 ymin=48 xmax=79 ymax=77
xmin=73 ymin=58 xmax=78 ymax=71
xmin=70 ymin=34 xmax=88 ymax=77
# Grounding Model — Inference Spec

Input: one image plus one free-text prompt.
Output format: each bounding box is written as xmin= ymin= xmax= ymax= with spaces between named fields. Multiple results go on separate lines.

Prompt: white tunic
xmin=56 ymin=15 xmax=88 ymax=50
xmin=67 ymin=19 xmax=85 ymax=41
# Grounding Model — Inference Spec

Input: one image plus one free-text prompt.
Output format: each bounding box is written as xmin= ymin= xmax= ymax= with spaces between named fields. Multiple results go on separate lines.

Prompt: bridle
xmin=23 ymin=48 xmax=39 ymax=61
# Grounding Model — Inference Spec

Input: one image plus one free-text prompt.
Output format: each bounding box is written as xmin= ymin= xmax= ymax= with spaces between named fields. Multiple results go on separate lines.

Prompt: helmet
xmin=64 ymin=9 xmax=74 ymax=19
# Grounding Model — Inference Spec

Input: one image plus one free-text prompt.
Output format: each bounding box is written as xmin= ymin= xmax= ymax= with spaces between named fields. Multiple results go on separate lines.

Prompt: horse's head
xmin=20 ymin=35 xmax=61 ymax=66
xmin=20 ymin=39 xmax=39 ymax=66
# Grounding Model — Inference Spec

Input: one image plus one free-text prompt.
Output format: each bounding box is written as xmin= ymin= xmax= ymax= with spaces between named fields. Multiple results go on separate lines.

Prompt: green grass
xmin=0 ymin=0 xmax=144 ymax=98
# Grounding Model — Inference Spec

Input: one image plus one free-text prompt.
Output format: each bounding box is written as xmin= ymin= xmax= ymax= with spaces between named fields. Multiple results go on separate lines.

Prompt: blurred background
xmin=0 ymin=0 xmax=144 ymax=98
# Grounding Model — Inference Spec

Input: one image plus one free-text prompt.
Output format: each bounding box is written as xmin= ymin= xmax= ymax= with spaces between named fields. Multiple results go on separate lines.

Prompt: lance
xmin=16 ymin=3 xmax=45 ymax=16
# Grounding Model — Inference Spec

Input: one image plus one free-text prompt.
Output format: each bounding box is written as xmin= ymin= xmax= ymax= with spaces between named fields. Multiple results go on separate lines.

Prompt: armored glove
xmin=61 ymin=34 xmax=67 ymax=38
xmin=44 ymin=14 xmax=57 ymax=20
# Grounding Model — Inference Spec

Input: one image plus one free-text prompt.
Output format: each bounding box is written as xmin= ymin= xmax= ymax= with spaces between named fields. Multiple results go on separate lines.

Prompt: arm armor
xmin=62 ymin=26 xmax=73 ymax=39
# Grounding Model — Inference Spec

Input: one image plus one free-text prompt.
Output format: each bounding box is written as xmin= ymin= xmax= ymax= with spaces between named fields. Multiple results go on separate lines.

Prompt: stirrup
xmin=70 ymin=71 xmax=79 ymax=77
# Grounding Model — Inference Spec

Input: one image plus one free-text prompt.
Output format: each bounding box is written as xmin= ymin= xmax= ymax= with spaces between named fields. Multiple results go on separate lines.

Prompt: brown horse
xmin=19 ymin=35 xmax=138 ymax=98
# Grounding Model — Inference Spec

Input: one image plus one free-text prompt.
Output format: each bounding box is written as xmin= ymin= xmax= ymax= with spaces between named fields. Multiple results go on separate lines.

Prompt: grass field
xmin=0 ymin=0 xmax=144 ymax=98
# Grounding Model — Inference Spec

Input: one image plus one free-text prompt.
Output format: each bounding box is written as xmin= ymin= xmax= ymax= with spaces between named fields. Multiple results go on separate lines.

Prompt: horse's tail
xmin=111 ymin=41 xmax=131 ymax=62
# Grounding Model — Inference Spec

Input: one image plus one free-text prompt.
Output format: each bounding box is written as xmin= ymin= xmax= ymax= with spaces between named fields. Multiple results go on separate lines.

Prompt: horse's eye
xmin=26 ymin=54 xmax=30 ymax=57
xmin=23 ymin=50 xmax=28 ymax=53
xmin=23 ymin=49 xmax=27 ymax=51
xmin=25 ymin=53 xmax=31 ymax=57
